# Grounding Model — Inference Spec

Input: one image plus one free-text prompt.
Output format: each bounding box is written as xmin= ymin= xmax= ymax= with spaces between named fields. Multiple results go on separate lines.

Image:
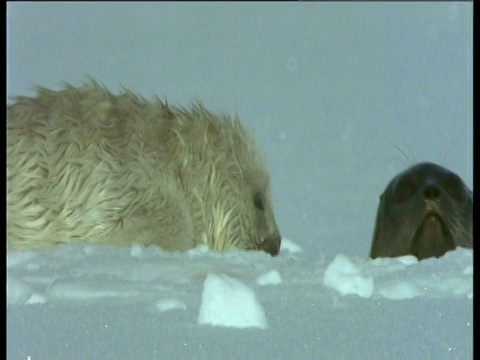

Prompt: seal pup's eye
xmin=253 ymin=193 xmax=265 ymax=211
xmin=443 ymin=174 xmax=467 ymax=203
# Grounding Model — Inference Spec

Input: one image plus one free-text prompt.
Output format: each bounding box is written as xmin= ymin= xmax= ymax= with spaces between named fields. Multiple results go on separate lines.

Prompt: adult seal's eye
xmin=442 ymin=174 xmax=467 ymax=203
xmin=392 ymin=175 xmax=416 ymax=203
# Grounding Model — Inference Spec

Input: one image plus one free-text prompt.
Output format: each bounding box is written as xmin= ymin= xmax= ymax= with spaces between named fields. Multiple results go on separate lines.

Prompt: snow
xmin=7 ymin=242 xmax=473 ymax=359
xmin=255 ymin=270 xmax=283 ymax=286
xmin=323 ymin=254 xmax=374 ymax=298
xmin=7 ymin=2 xmax=473 ymax=360
xmin=198 ymin=273 xmax=269 ymax=329
xmin=155 ymin=298 xmax=187 ymax=314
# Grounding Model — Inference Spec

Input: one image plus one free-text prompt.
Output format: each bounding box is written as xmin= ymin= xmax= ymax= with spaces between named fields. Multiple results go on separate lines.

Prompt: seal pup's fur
xmin=7 ymin=80 xmax=282 ymax=255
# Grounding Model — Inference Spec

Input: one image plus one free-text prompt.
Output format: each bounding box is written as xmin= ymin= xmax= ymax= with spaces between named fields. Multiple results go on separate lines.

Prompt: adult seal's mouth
xmin=410 ymin=210 xmax=454 ymax=260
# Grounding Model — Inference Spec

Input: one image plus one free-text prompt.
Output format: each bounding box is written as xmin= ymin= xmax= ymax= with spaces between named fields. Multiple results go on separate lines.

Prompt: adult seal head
xmin=370 ymin=162 xmax=473 ymax=260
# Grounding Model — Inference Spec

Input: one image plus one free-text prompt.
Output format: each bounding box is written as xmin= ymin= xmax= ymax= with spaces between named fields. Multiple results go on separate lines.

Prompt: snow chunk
xmin=26 ymin=262 xmax=41 ymax=271
xmin=48 ymin=280 xmax=139 ymax=301
xmin=7 ymin=250 xmax=38 ymax=268
xmin=82 ymin=245 xmax=97 ymax=256
xmin=377 ymin=281 xmax=422 ymax=300
xmin=280 ymin=238 xmax=303 ymax=254
xmin=395 ymin=255 xmax=419 ymax=266
xmin=256 ymin=270 xmax=283 ymax=286
xmin=323 ymin=254 xmax=374 ymax=298
xmin=7 ymin=275 xmax=33 ymax=305
xmin=198 ymin=273 xmax=268 ymax=329
xmin=25 ymin=293 xmax=47 ymax=305
xmin=187 ymin=245 xmax=210 ymax=257
xmin=463 ymin=266 xmax=473 ymax=275
xmin=155 ymin=298 xmax=186 ymax=313
xmin=130 ymin=244 xmax=143 ymax=257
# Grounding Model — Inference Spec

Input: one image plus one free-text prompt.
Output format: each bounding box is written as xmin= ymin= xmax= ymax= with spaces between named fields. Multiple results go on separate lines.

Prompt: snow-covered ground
xmin=7 ymin=2 xmax=473 ymax=360
xmin=7 ymin=242 xmax=473 ymax=359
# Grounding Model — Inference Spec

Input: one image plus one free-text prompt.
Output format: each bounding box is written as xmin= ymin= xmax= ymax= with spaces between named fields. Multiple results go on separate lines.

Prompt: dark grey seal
xmin=370 ymin=162 xmax=472 ymax=260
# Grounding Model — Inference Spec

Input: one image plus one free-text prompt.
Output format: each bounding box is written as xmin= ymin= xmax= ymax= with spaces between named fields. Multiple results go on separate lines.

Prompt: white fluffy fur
xmin=7 ymin=80 xmax=281 ymax=255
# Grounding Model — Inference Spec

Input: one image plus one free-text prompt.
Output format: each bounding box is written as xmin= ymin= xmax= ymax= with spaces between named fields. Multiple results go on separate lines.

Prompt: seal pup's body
xmin=7 ymin=80 xmax=281 ymax=255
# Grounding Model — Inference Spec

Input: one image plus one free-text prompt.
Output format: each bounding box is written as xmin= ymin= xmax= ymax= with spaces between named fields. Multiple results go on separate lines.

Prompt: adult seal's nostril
xmin=423 ymin=184 xmax=441 ymax=200
xmin=370 ymin=162 xmax=473 ymax=261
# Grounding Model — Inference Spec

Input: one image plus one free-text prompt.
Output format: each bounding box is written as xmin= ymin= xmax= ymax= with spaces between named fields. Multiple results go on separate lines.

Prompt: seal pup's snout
xmin=259 ymin=233 xmax=282 ymax=256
